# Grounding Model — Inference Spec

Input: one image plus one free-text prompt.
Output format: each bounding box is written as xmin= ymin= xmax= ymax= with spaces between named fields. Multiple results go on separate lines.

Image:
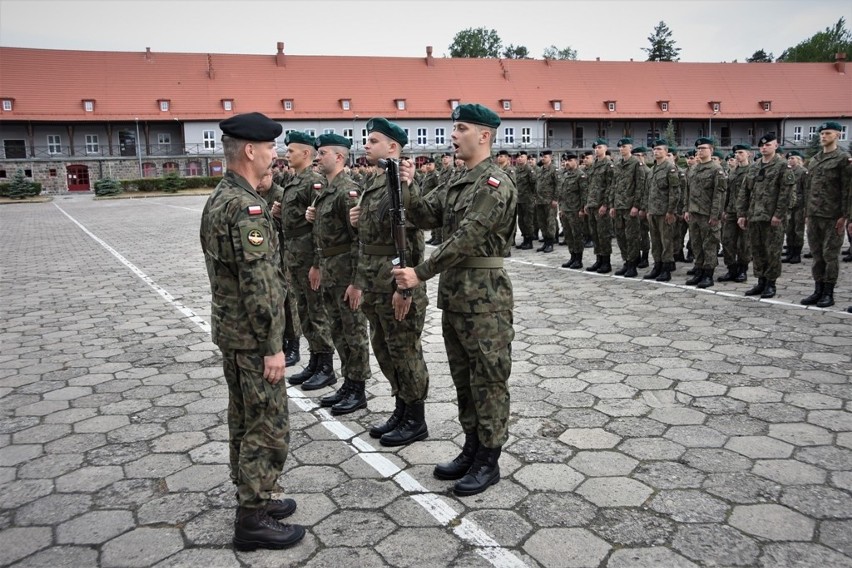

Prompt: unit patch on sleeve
xmin=247 ymin=205 xmax=263 ymax=216
xmin=487 ymin=176 xmax=501 ymax=187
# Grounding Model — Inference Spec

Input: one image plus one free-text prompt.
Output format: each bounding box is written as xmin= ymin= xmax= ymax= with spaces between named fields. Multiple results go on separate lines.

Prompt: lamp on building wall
xmin=135 ymin=118 xmax=143 ymax=177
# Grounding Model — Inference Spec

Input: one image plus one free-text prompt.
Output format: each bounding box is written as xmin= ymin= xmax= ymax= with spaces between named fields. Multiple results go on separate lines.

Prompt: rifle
xmin=378 ymin=158 xmax=411 ymax=298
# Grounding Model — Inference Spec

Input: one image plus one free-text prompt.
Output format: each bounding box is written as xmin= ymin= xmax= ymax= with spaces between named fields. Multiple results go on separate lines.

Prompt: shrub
xmin=161 ymin=172 xmax=186 ymax=193
xmin=5 ymin=170 xmax=41 ymax=199
xmin=94 ymin=177 xmax=122 ymax=196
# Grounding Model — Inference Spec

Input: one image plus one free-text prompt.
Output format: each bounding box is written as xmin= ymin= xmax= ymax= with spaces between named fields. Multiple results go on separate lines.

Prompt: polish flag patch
xmin=487 ymin=176 xmax=501 ymax=187
xmin=247 ymin=205 xmax=263 ymax=216
xmin=312 ymin=183 xmax=323 ymax=191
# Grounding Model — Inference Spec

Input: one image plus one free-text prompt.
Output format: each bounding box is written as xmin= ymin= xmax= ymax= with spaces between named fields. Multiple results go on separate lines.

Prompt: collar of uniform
xmin=455 ymin=157 xmax=493 ymax=185
xmin=224 ymin=170 xmax=261 ymax=198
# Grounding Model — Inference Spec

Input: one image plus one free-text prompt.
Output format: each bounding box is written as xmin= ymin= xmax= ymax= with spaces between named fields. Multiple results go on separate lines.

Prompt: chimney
xmin=145 ymin=47 xmax=152 ymax=60
xmin=207 ymin=54 xmax=215 ymax=79
xmin=426 ymin=45 xmax=434 ymax=67
xmin=276 ymin=42 xmax=286 ymax=67
xmin=596 ymin=57 xmax=600 ymax=61
xmin=835 ymin=52 xmax=847 ymax=74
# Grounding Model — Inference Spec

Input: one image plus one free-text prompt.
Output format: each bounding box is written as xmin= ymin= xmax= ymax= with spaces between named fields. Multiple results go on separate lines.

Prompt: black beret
xmin=694 ymin=137 xmax=714 ymax=148
xmin=712 ymin=150 xmax=725 ymax=159
xmin=732 ymin=143 xmax=752 ymax=152
xmin=758 ymin=133 xmax=777 ymax=146
xmin=366 ymin=117 xmax=408 ymax=147
xmin=564 ymin=153 xmax=578 ymax=160
xmin=315 ymin=133 xmax=352 ymax=149
xmin=285 ymin=131 xmax=316 ymax=146
xmin=518 ymin=150 xmax=528 ymax=156
xmin=451 ymin=103 xmax=501 ymax=128
xmin=497 ymin=150 xmax=510 ymax=156
xmin=540 ymin=149 xmax=553 ymax=156
xmin=220 ymin=112 xmax=282 ymax=142
xmin=423 ymin=157 xmax=435 ymax=163
xmin=687 ymin=150 xmax=697 ymax=157
xmin=786 ymin=150 xmax=804 ymax=158
xmin=582 ymin=150 xmax=594 ymax=157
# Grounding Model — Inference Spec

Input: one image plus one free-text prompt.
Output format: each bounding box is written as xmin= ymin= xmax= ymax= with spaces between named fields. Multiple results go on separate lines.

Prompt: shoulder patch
xmin=312 ymin=183 xmax=323 ymax=191
xmin=669 ymin=168 xmax=676 ymax=173
xmin=247 ymin=205 xmax=263 ymax=216
xmin=487 ymin=176 xmax=501 ymax=187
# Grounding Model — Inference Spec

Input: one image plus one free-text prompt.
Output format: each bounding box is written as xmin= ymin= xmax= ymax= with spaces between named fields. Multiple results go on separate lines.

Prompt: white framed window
xmin=283 ymin=100 xmax=293 ymax=111
xmin=85 ymin=134 xmax=99 ymax=154
xmin=47 ymin=135 xmax=61 ymax=154
xmin=403 ymin=128 xmax=410 ymax=141
xmin=449 ymin=99 xmax=459 ymax=109
xmin=305 ymin=129 xmax=316 ymax=137
xmin=435 ymin=128 xmax=445 ymax=145
xmin=521 ymin=127 xmax=531 ymax=145
xmin=361 ymin=128 xmax=369 ymax=145
xmin=793 ymin=126 xmax=802 ymax=142
xmin=502 ymin=100 xmax=511 ymax=111
xmin=762 ymin=101 xmax=771 ymax=111
xmin=808 ymin=126 xmax=817 ymax=141
xmin=747 ymin=128 xmax=754 ymax=137
xmin=2 ymin=99 xmax=12 ymax=111
xmin=607 ymin=102 xmax=616 ymax=112
xmin=504 ymin=127 xmax=515 ymax=144
xmin=660 ymin=101 xmax=669 ymax=112
xmin=343 ymin=128 xmax=353 ymax=142
xmin=203 ymin=130 xmax=216 ymax=150
xmin=159 ymin=100 xmax=170 ymax=112
xmin=841 ymin=126 xmax=848 ymax=141
xmin=323 ymin=128 xmax=335 ymax=135
xmin=341 ymin=99 xmax=351 ymax=111
xmin=83 ymin=100 xmax=94 ymax=112
xmin=712 ymin=102 xmax=721 ymax=113
xmin=552 ymin=101 xmax=561 ymax=111
xmin=157 ymin=133 xmax=171 ymax=147
xmin=396 ymin=99 xmax=406 ymax=110
xmin=417 ymin=128 xmax=427 ymax=145
xmin=222 ymin=100 xmax=233 ymax=111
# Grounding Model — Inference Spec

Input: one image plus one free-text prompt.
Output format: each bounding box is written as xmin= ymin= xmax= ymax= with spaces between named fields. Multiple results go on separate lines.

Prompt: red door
xmin=66 ymin=165 xmax=90 ymax=191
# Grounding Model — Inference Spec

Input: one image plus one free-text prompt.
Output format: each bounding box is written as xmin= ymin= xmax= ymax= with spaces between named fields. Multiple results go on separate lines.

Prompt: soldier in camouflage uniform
xmin=801 ymin=121 xmax=852 ymax=308
xmin=642 ymin=140 xmax=680 ymax=282
xmin=632 ymin=146 xmax=652 ymax=268
xmin=427 ymin=154 xmax=454 ymax=245
xmin=199 ymin=113 xmax=304 ymax=551
xmin=585 ymin=139 xmax=615 ymax=273
xmin=421 ymin=157 xmax=440 ymax=197
xmin=514 ymin=151 xmax=537 ymax=249
xmin=609 ymin=138 xmax=644 ymax=277
xmin=345 ymin=118 xmax=431 ymax=447
xmin=683 ymin=138 xmax=727 ymax=288
xmin=305 ymin=134 xmax=372 ymax=414
xmin=737 ymin=133 xmax=795 ymax=299
xmin=393 ymin=103 xmax=516 ymax=497
xmin=534 ymin=150 xmax=559 ymax=253
xmin=719 ymin=144 xmax=752 ymax=283
xmin=782 ymin=150 xmax=807 ymax=265
xmin=674 ymin=150 xmax=695 ymax=262
xmin=558 ymin=153 xmax=588 ymax=269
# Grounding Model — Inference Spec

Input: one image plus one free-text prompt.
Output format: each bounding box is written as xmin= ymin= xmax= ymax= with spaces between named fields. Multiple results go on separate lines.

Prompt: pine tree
xmin=8 ymin=170 xmax=31 ymax=199
xmin=642 ymin=21 xmax=681 ymax=62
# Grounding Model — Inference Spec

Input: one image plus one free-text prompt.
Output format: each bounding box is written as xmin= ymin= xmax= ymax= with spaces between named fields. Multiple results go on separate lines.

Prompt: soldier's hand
xmin=665 ymin=212 xmax=676 ymax=225
xmin=608 ymin=208 xmax=616 ymax=219
xmin=308 ymin=266 xmax=321 ymax=291
xmin=392 ymin=267 xmax=420 ymax=290
xmin=392 ymin=291 xmax=412 ymax=321
xmin=271 ymin=201 xmax=282 ymax=219
xmin=598 ymin=205 xmax=608 ymax=218
xmin=836 ymin=216 xmax=849 ymax=235
xmin=344 ymin=285 xmax=362 ymax=311
xmin=709 ymin=217 xmax=719 ymax=227
xmin=551 ymin=200 xmax=558 ymax=209
xmin=399 ymin=160 xmax=416 ymax=185
xmin=630 ymin=207 xmax=639 ymax=218
xmin=578 ymin=209 xmax=586 ymax=218
xmin=737 ymin=217 xmax=748 ymax=230
xmin=263 ymin=352 xmax=286 ymax=385
xmin=770 ymin=216 xmax=782 ymax=227
xmin=684 ymin=212 xmax=691 ymax=223
xmin=349 ymin=205 xmax=361 ymax=227
xmin=638 ymin=210 xmax=646 ymax=220
xmin=305 ymin=206 xmax=317 ymax=222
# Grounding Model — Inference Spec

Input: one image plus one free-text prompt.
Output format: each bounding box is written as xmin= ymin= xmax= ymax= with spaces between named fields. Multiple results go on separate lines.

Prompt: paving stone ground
xmin=1 ymin=193 xmax=851 ymax=567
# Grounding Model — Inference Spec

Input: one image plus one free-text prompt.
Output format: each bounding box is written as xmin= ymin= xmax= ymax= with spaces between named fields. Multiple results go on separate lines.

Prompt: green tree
xmin=642 ymin=21 xmax=681 ymax=62
xmin=542 ymin=45 xmax=578 ymax=60
xmin=8 ymin=170 xmax=35 ymax=199
xmin=161 ymin=172 xmax=186 ymax=194
xmin=746 ymin=49 xmax=774 ymax=62
xmin=94 ymin=177 xmax=122 ymax=196
xmin=502 ymin=44 xmax=530 ymax=59
xmin=777 ymin=17 xmax=852 ymax=62
xmin=448 ymin=27 xmax=502 ymax=58
xmin=664 ymin=120 xmax=678 ymax=149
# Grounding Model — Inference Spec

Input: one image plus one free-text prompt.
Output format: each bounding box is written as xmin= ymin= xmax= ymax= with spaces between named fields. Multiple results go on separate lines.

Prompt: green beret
xmin=315 ymin=133 xmax=352 ymax=149
xmin=219 ymin=112 xmax=282 ymax=141
xmin=451 ymin=103 xmax=501 ymax=128
xmin=712 ymin=150 xmax=725 ymax=159
xmin=617 ymin=137 xmax=634 ymax=147
xmin=593 ymin=138 xmax=608 ymax=148
xmin=652 ymin=139 xmax=669 ymax=148
xmin=631 ymin=146 xmax=647 ymax=155
xmin=540 ymin=149 xmax=553 ymax=156
xmin=818 ymin=121 xmax=843 ymax=132
xmin=694 ymin=137 xmax=715 ymax=148
xmin=732 ymin=143 xmax=752 ymax=152
xmin=582 ymin=150 xmax=594 ymax=157
xmin=786 ymin=150 xmax=804 ymax=159
xmin=366 ymin=117 xmax=408 ymax=147
xmin=564 ymin=152 xmax=578 ymax=160
xmin=758 ymin=132 xmax=777 ymax=146
xmin=284 ymin=131 xmax=316 ymax=146
xmin=687 ymin=150 xmax=697 ymax=157
xmin=725 ymin=153 xmax=735 ymax=160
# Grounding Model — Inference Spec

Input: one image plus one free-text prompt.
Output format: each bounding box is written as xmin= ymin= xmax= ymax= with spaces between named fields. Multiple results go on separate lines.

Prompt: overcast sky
xmin=1 ymin=0 xmax=850 ymax=62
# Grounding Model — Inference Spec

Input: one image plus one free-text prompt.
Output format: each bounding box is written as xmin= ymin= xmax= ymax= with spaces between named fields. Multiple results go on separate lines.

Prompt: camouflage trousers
xmin=322 ymin=284 xmax=372 ymax=382
xmin=361 ymin=289 xmax=430 ymax=403
xmin=612 ymin=209 xmax=640 ymax=262
xmin=807 ymin=216 xmax=845 ymax=284
xmin=291 ymin=264 xmax=334 ymax=353
xmin=785 ymin=207 xmax=806 ymax=253
xmin=516 ymin=202 xmax=536 ymax=238
xmin=588 ymin=209 xmax=613 ymax=255
xmin=721 ymin=215 xmax=751 ymax=267
xmin=648 ymin=214 xmax=674 ymax=264
xmin=687 ymin=214 xmax=721 ymax=270
xmin=559 ymin=209 xmax=585 ymax=254
xmin=748 ymin=221 xmax=785 ymax=280
xmin=283 ymin=291 xmax=300 ymax=342
xmin=673 ymin=218 xmax=689 ymax=255
xmin=639 ymin=217 xmax=650 ymax=253
xmin=443 ymin=309 xmax=513 ymax=448
xmin=535 ymin=203 xmax=558 ymax=241
xmin=222 ymin=349 xmax=289 ymax=508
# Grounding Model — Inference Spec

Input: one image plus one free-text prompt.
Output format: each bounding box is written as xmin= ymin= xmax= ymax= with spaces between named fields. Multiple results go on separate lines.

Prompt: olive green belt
xmin=360 ymin=243 xmax=397 ymax=256
xmin=455 ymin=257 xmax=504 ymax=269
xmin=284 ymin=225 xmax=312 ymax=239
xmin=320 ymin=243 xmax=351 ymax=258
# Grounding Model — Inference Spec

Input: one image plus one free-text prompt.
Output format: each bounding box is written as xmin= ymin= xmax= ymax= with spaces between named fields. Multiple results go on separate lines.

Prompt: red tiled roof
xmin=0 ymin=46 xmax=850 ymax=122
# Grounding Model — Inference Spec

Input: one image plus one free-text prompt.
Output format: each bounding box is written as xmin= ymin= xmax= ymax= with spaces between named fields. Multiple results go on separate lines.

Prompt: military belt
xmin=455 ymin=257 xmax=504 ymax=269
xmin=360 ymin=243 xmax=397 ymax=256
xmin=320 ymin=243 xmax=351 ymax=258
xmin=284 ymin=225 xmax=312 ymax=239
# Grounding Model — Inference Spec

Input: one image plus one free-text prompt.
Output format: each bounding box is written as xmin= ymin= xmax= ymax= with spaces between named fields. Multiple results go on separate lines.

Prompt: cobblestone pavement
xmin=1 ymin=194 xmax=851 ymax=568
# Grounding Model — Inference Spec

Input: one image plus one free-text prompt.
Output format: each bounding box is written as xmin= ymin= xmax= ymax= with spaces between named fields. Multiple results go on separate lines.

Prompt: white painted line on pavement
xmin=145 ymin=200 xmax=205 ymax=213
xmin=57 ymin=203 xmax=528 ymax=568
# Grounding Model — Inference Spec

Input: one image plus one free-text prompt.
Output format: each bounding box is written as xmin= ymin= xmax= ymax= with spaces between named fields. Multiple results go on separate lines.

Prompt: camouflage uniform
xmin=430 ymin=164 xmax=455 ymax=243
xmin=515 ymin=161 xmax=537 ymax=242
xmin=421 ymin=168 xmax=440 ymax=197
xmin=534 ymin=161 xmax=559 ymax=244
xmin=645 ymin=161 xmax=681 ymax=264
xmin=805 ymin=147 xmax=852 ymax=286
xmin=586 ymin=157 xmax=615 ymax=256
xmin=684 ymin=160 xmax=727 ymax=271
xmin=263 ymin=183 xmax=301 ymax=344
xmin=673 ymin=166 xmax=690 ymax=258
xmin=609 ymin=155 xmax=644 ymax=265
xmin=407 ymin=158 xmax=516 ymax=448
xmin=558 ymin=168 xmax=588 ymax=255
xmin=200 ymin=171 xmax=289 ymax=508
xmin=784 ymin=163 xmax=807 ymax=258
xmin=638 ymin=161 xmax=652 ymax=264
xmin=312 ymin=171 xmax=371 ymax=384
xmin=737 ymin=155 xmax=794 ymax=282
xmin=721 ymin=163 xmax=751 ymax=274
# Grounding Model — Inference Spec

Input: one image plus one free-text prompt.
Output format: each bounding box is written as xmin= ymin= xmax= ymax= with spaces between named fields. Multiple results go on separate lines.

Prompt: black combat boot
xmin=320 ymin=378 xmax=352 ymax=407
xmin=519 ymin=237 xmax=534 ymax=250
xmin=615 ymin=262 xmax=629 ymax=276
xmin=643 ymin=263 xmax=662 ymax=280
xmin=569 ymin=252 xmax=584 ymax=269
xmin=786 ymin=248 xmax=801 ymax=264
xmin=233 ymin=493 xmax=296 ymax=520
xmin=637 ymin=250 xmax=650 ymax=269
xmin=685 ymin=268 xmax=703 ymax=286
xmin=586 ymin=255 xmax=602 ymax=272
xmin=542 ymin=239 xmax=554 ymax=253
xmin=434 ymin=432 xmax=479 ymax=480
xmin=686 ymin=245 xmax=694 ymax=263
xmin=301 ymin=352 xmax=336 ymax=391
xmin=673 ymin=250 xmax=686 ymax=263
xmin=816 ymin=282 xmax=835 ymax=308
xmin=623 ymin=260 xmax=638 ymax=278
xmin=287 ymin=352 xmax=317 ymax=385
xmin=696 ymin=268 xmax=715 ymax=289
xmin=561 ymin=253 xmax=577 ymax=268
xmin=369 ymin=396 xmax=405 ymax=438
xmin=655 ymin=262 xmax=672 ymax=282
xmin=380 ymin=400 xmax=428 ymax=447
xmin=717 ymin=265 xmax=737 ymax=282
xmin=596 ymin=255 xmax=612 ymax=274
xmin=331 ymin=380 xmax=367 ymax=415
xmin=284 ymin=338 xmax=300 ymax=367
xmin=233 ymin=506 xmax=305 ymax=551
xmin=745 ymin=277 xmax=767 ymax=296
xmin=453 ymin=446 xmax=501 ymax=496
xmin=734 ymin=263 xmax=748 ymax=282
xmin=686 ymin=265 xmax=699 ymax=276
xmin=801 ymin=282 xmax=824 ymax=305
xmin=847 ymin=306 xmax=852 ymax=313
xmin=761 ymin=280 xmax=777 ymax=299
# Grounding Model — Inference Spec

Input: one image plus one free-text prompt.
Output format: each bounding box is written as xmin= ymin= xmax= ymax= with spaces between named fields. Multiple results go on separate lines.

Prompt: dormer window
xmin=2 ymin=99 xmax=13 ymax=111
xmin=449 ymin=99 xmax=460 ymax=109
xmin=658 ymin=100 xmax=669 ymax=112
xmin=709 ymin=101 xmax=721 ymax=113
xmin=83 ymin=99 xmax=95 ymax=112
xmin=551 ymin=100 xmax=562 ymax=111
xmin=606 ymin=100 xmax=616 ymax=112
xmin=282 ymin=99 xmax=293 ymax=111
xmin=761 ymin=100 xmax=771 ymax=111
xmin=158 ymin=99 xmax=171 ymax=112
xmin=222 ymin=99 xmax=234 ymax=111
xmin=395 ymin=99 xmax=406 ymax=110
xmin=501 ymin=99 xmax=512 ymax=111
xmin=341 ymin=99 xmax=351 ymax=111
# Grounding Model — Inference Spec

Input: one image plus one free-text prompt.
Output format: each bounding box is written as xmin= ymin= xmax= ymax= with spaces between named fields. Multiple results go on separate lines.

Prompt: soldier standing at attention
xmin=346 ymin=117 xmax=430 ymax=447
xmin=393 ymin=103 xmax=516 ymax=497
xmin=718 ymin=144 xmax=752 ymax=284
xmin=737 ymin=133 xmax=794 ymax=299
xmin=559 ymin=153 xmax=589 ymax=269
xmin=534 ymin=150 xmax=559 ymax=253
xmin=632 ymin=146 xmax=652 ymax=269
xmin=199 ymin=112 xmax=304 ymax=551
xmin=280 ymin=132 xmax=336 ymax=390
xmin=427 ymin=153 xmax=453 ymax=245
xmin=782 ymin=150 xmax=807 ymax=265
xmin=684 ymin=138 xmax=727 ymax=289
xmin=609 ymin=138 xmax=644 ymax=277
xmin=642 ymin=140 xmax=680 ymax=282
xmin=421 ymin=157 xmax=439 ymax=197
xmin=514 ymin=151 xmax=537 ymax=249
xmin=306 ymin=134 xmax=372 ymax=414
xmin=585 ymin=139 xmax=615 ymax=274
xmin=801 ymin=121 xmax=852 ymax=308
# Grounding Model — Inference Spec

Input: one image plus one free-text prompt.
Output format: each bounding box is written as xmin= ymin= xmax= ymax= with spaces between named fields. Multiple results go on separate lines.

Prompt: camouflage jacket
xmin=725 ymin=164 xmax=750 ymax=214
xmin=805 ymin=148 xmax=852 ymax=219
xmin=438 ymin=166 xmax=455 ymax=189
xmin=789 ymin=165 xmax=807 ymax=210
xmin=558 ymin=168 xmax=588 ymax=214
xmin=514 ymin=163 xmax=536 ymax=204
xmin=312 ymin=171 xmax=360 ymax=286
xmin=407 ymin=158 xmax=516 ymax=313
xmin=609 ymin=155 xmax=644 ymax=210
xmin=586 ymin=156 xmax=615 ymax=208
xmin=354 ymin=170 xmax=425 ymax=293
xmin=200 ymin=171 xmax=286 ymax=355
xmin=280 ymin=169 xmax=324 ymax=270
xmin=685 ymin=160 xmax=727 ymax=218
xmin=421 ymin=170 xmax=440 ymax=197
xmin=737 ymin=154 xmax=794 ymax=222
xmin=645 ymin=161 xmax=681 ymax=216
xmin=535 ymin=162 xmax=559 ymax=204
